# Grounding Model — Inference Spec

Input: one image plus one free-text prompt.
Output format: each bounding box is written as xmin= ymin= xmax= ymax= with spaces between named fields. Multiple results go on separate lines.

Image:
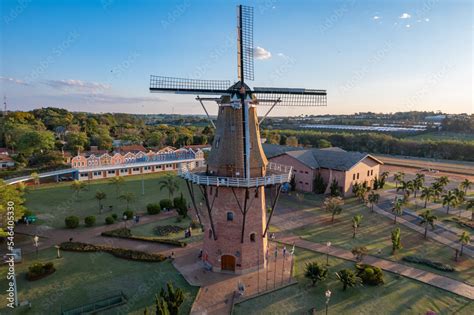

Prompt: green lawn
xmin=405 ymin=131 xmax=474 ymax=143
xmin=234 ymin=248 xmax=473 ymax=315
xmin=0 ymin=248 xmax=198 ymax=314
xmin=279 ymin=195 xmax=474 ymax=285
xmin=24 ymin=172 xmax=190 ymax=229
xmin=131 ymin=216 xmax=203 ymax=244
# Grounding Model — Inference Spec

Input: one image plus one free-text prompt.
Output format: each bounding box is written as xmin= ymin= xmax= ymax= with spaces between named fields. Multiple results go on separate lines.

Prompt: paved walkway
xmin=278 ymin=235 xmax=474 ymax=300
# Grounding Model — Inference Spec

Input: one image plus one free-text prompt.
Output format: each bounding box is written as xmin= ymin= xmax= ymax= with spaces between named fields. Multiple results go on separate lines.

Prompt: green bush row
xmin=355 ymin=263 xmax=385 ymax=285
xmin=59 ymin=241 xmax=167 ymax=262
xmin=402 ymin=255 xmax=455 ymax=272
xmin=101 ymin=228 xmax=187 ymax=247
xmin=27 ymin=262 xmax=56 ymax=281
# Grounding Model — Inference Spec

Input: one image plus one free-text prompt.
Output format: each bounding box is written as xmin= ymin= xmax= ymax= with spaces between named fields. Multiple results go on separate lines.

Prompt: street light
xmin=325 ymin=289 xmax=332 ymax=315
xmin=326 ymin=241 xmax=331 ymax=266
xmin=54 ymin=245 xmax=61 ymax=259
xmin=123 ymin=214 xmax=128 ymax=229
xmin=33 ymin=235 xmax=39 ymax=258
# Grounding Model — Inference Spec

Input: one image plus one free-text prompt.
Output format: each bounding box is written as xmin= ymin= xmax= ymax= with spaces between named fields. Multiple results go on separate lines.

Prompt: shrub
xmin=173 ymin=194 xmax=188 ymax=217
xmin=190 ymin=220 xmax=201 ymax=229
xmin=101 ymin=228 xmax=186 ymax=247
xmin=105 ymin=216 xmax=115 ymax=225
xmin=26 ymin=262 xmax=56 ymax=281
xmin=84 ymin=216 xmax=96 ymax=227
xmin=160 ymin=199 xmax=173 ymax=210
xmin=402 ymin=255 xmax=455 ymax=272
xmin=111 ymin=213 xmax=118 ymax=220
xmin=65 ymin=216 xmax=79 ymax=229
xmin=123 ymin=210 xmax=134 ymax=220
xmin=147 ymin=203 xmax=161 ymax=215
xmin=313 ymin=173 xmax=326 ymax=194
xmin=355 ymin=263 xmax=384 ymax=285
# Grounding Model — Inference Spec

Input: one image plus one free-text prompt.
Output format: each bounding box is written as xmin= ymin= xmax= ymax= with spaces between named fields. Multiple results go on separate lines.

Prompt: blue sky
xmin=1 ymin=0 xmax=472 ymax=116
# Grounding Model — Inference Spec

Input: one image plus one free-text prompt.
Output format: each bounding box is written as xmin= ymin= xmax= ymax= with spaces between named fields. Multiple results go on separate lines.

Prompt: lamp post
xmin=123 ymin=214 xmax=128 ymax=229
xmin=325 ymin=289 xmax=332 ymax=315
xmin=326 ymin=241 xmax=331 ymax=266
xmin=54 ymin=245 xmax=61 ymax=259
xmin=33 ymin=235 xmax=39 ymax=258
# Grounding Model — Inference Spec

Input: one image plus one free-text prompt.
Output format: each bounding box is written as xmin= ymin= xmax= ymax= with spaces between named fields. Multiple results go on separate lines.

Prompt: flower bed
xmin=59 ymin=241 xmax=167 ymax=262
xmin=153 ymin=225 xmax=184 ymax=236
xmin=101 ymin=228 xmax=187 ymax=247
xmin=26 ymin=262 xmax=56 ymax=281
xmin=402 ymin=255 xmax=455 ymax=272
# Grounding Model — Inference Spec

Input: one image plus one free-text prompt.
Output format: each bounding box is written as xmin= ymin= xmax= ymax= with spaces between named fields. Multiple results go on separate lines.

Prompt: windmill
xmin=150 ymin=5 xmax=327 ymax=273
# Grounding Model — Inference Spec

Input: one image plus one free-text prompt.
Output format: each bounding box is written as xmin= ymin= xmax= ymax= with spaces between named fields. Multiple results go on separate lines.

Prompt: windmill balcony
xmin=178 ymin=162 xmax=292 ymax=188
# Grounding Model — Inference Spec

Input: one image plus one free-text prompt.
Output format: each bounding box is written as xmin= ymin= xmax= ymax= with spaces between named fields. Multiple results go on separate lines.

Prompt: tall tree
xmin=0 ymin=180 xmax=26 ymax=237
xmin=71 ymin=180 xmax=86 ymax=198
xmin=304 ymin=262 xmax=328 ymax=286
xmin=119 ymin=192 xmax=136 ymax=211
xmin=420 ymin=186 xmax=434 ymax=208
xmin=413 ymin=174 xmax=425 ymax=198
xmin=109 ymin=176 xmax=125 ymax=198
xmin=467 ymin=200 xmax=474 ymax=221
xmin=159 ymin=282 xmax=184 ymax=315
xmin=460 ymin=179 xmax=472 ymax=194
xmin=352 ymin=214 xmax=363 ymax=239
xmin=393 ymin=172 xmax=404 ymax=188
xmin=419 ymin=210 xmax=437 ymax=239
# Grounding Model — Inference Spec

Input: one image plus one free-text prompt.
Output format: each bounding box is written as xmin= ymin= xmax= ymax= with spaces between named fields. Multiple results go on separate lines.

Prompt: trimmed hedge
xmin=59 ymin=241 xmax=167 ymax=262
xmin=105 ymin=216 xmax=115 ymax=225
xmin=65 ymin=216 xmax=79 ymax=229
xmin=101 ymin=228 xmax=187 ymax=247
xmin=26 ymin=262 xmax=56 ymax=281
xmin=147 ymin=203 xmax=161 ymax=215
xmin=123 ymin=210 xmax=134 ymax=220
xmin=402 ymin=255 xmax=455 ymax=272
xmin=160 ymin=199 xmax=173 ymax=210
xmin=84 ymin=216 xmax=96 ymax=227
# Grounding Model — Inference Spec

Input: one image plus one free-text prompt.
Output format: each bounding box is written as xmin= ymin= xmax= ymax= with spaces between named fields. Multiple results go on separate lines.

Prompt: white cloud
xmin=399 ymin=13 xmax=411 ymax=19
xmin=0 ymin=76 xmax=29 ymax=86
xmin=254 ymin=46 xmax=272 ymax=60
xmin=277 ymin=52 xmax=287 ymax=58
xmin=43 ymin=79 xmax=111 ymax=92
xmin=425 ymin=18 xmax=430 ymax=22
xmin=406 ymin=24 xmax=411 ymax=28
xmin=373 ymin=16 xmax=381 ymax=20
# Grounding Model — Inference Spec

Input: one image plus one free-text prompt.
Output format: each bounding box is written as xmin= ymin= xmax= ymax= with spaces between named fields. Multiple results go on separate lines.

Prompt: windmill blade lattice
xmin=252 ymin=87 xmax=327 ymax=106
xmin=150 ymin=75 xmax=232 ymax=95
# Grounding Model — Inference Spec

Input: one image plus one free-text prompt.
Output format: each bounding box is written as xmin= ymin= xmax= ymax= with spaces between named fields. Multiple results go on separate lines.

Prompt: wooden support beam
xmin=263 ymin=184 xmax=282 ymax=238
xmin=185 ymin=180 xmax=203 ymax=226
xmin=199 ymin=185 xmax=218 ymax=240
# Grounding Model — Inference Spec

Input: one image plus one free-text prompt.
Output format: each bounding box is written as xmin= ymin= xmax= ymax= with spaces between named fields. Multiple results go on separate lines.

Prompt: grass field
xmin=278 ymin=194 xmax=474 ymax=285
xmin=0 ymin=248 xmax=198 ymax=314
xmin=405 ymin=132 xmax=474 ymax=143
xmin=131 ymin=216 xmax=203 ymax=244
xmin=233 ymin=248 xmax=473 ymax=315
xmin=23 ymin=172 xmax=190 ymax=229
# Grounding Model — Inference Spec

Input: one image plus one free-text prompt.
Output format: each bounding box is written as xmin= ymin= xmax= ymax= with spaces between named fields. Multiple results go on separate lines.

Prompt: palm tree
xmin=458 ymin=231 xmax=471 ymax=256
xmin=393 ymin=172 xmax=404 ymax=188
xmin=159 ymin=174 xmax=180 ymax=200
xmin=452 ymin=188 xmax=466 ymax=217
xmin=442 ymin=190 xmax=458 ymax=214
xmin=391 ymin=227 xmax=402 ymax=254
xmin=95 ymin=190 xmax=107 ymax=213
xmin=109 ymin=176 xmax=125 ymax=198
xmin=419 ymin=210 xmax=437 ymax=239
xmin=460 ymin=179 xmax=472 ymax=194
xmin=304 ymin=262 xmax=328 ymax=286
xmin=380 ymin=171 xmax=389 ymax=181
xmin=324 ymin=197 xmax=344 ymax=222
xmin=431 ymin=182 xmax=443 ymax=202
xmin=420 ymin=186 xmax=434 ymax=208
xmin=413 ymin=174 xmax=425 ymax=198
xmin=119 ymin=192 xmax=135 ymax=211
xmin=71 ymin=180 xmax=86 ymax=198
xmin=391 ymin=198 xmax=404 ymax=224
xmin=397 ymin=180 xmax=414 ymax=200
xmin=436 ymin=176 xmax=450 ymax=188
xmin=352 ymin=214 xmax=363 ymax=239
xmin=335 ymin=269 xmax=361 ymax=291
xmin=367 ymin=191 xmax=380 ymax=212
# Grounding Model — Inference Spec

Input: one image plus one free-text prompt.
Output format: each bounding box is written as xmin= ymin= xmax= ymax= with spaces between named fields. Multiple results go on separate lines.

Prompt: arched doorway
xmin=221 ymin=255 xmax=236 ymax=272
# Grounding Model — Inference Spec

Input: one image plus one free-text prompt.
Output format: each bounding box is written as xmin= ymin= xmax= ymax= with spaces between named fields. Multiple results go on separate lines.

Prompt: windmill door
xmin=221 ymin=255 xmax=236 ymax=272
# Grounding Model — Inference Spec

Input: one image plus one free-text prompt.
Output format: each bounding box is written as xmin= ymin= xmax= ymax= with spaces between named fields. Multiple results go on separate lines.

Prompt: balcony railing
xmin=178 ymin=162 xmax=292 ymax=188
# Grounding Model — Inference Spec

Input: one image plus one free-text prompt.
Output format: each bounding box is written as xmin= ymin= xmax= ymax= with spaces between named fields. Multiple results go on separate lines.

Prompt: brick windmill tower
xmin=150 ymin=5 xmax=327 ymax=273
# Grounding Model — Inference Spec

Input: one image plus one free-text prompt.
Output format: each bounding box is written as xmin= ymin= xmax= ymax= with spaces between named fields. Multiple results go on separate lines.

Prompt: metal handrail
xmin=178 ymin=162 xmax=292 ymax=188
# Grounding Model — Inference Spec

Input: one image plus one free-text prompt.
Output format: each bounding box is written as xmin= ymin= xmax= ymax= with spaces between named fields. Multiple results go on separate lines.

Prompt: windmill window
xmin=357 ymin=173 xmax=360 ymax=179
xmin=371 ymin=170 xmax=374 ymax=176
xmin=367 ymin=170 xmax=370 ymax=176
xmin=227 ymin=212 xmax=234 ymax=221
xmin=250 ymin=233 xmax=256 ymax=242
xmin=353 ymin=174 xmax=356 ymax=180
